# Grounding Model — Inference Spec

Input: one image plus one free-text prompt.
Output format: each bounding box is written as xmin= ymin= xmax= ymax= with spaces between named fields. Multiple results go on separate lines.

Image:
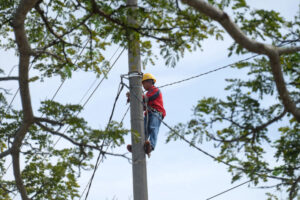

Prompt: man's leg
xmin=147 ymin=112 xmax=162 ymax=150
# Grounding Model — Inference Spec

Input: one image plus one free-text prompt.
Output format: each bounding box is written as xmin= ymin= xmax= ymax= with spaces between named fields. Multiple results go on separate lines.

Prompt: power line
xmin=206 ymin=180 xmax=251 ymax=200
xmin=157 ymin=40 xmax=297 ymax=89
xmin=82 ymin=47 xmax=125 ymax=108
xmin=120 ymin=105 xmax=130 ymax=124
xmin=7 ymin=65 xmax=18 ymax=77
xmin=49 ymin=38 xmax=91 ymax=102
xmin=48 ymin=47 xmax=125 ymax=149
xmin=118 ymin=54 xmax=261 ymax=128
xmin=6 ymin=88 xmax=19 ymax=112
xmin=158 ymin=55 xmax=259 ymax=88
xmin=81 ymin=82 xmax=125 ymax=200
xmin=78 ymin=46 xmax=121 ymax=104
xmin=51 ymin=47 xmax=125 ymax=146
xmin=4 ymin=7 xmax=122 ymax=199
xmin=122 ymin=75 xmax=246 ymax=169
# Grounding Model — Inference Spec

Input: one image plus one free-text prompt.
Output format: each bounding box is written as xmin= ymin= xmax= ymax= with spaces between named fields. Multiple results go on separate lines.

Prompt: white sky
xmin=1 ymin=0 xmax=299 ymax=200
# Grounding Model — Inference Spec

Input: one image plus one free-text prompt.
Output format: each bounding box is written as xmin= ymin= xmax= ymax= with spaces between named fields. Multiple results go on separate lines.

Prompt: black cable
xmin=120 ymin=105 xmax=130 ymax=124
xmin=158 ymin=55 xmax=259 ymax=88
xmin=52 ymin=47 xmax=125 ymax=148
xmin=48 ymin=37 xmax=91 ymax=102
xmin=82 ymin=83 xmax=125 ymax=200
xmin=157 ymin=40 xmax=297 ymax=89
xmin=206 ymin=180 xmax=251 ymax=200
xmin=7 ymin=65 xmax=18 ymax=77
xmin=78 ymin=46 xmax=121 ymax=105
xmin=6 ymin=87 xmax=19 ymax=112
xmin=82 ymin=47 xmax=125 ymax=108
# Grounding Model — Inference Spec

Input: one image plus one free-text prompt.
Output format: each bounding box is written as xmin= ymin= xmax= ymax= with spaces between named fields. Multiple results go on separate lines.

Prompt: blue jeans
xmin=144 ymin=112 xmax=162 ymax=150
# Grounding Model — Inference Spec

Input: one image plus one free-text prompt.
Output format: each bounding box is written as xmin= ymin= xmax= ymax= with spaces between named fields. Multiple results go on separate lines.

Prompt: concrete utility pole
xmin=126 ymin=0 xmax=149 ymax=200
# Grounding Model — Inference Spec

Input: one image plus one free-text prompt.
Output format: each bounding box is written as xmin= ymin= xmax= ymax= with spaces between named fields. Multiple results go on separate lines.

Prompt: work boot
xmin=144 ymin=140 xmax=152 ymax=157
xmin=127 ymin=144 xmax=132 ymax=153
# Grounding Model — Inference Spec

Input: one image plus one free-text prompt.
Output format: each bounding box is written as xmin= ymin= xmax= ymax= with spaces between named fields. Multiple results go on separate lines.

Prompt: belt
xmin=148 ymin=108 xmax=163 ymax=117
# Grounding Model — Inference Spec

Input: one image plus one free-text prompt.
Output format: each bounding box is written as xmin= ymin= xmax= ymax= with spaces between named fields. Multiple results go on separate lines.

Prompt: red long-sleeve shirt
xmin=144 ymin=85 xmax=166 ymax=118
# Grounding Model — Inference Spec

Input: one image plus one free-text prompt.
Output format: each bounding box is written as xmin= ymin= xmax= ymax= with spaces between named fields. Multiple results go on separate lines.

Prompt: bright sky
xmin=1 ymin=0 xmax=299 ymax=200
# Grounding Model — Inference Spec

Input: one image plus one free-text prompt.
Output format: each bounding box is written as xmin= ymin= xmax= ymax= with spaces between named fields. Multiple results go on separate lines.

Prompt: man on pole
xmin=126 ymin=73 xmax=166 ymax=157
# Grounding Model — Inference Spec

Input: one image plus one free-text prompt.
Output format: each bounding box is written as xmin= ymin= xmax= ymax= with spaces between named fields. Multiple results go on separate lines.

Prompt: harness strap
xmin=148 ymin=89 xmax=160 ymax=102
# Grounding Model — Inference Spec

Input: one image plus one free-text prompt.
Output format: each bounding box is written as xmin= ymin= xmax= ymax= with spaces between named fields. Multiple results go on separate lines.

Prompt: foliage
xmin=0 ymin=0 xmax=299 ymax=199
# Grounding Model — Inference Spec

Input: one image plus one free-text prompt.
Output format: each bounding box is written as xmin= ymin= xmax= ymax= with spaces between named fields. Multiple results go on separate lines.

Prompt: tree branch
xmin=289 ymin=176 xmax=300 ymax=200
xmin=0 ymin=148 xmax=12 ymax=159
xmin=181 ymin=0 xmax=300 ymax=122
xmin=0 ymin=76 xmax=19 ymax=81
xmin=278 ymin=46 xmax=300 ymax=55
xmin=40 ymin=13 xmax=93 ymax=51
xmin=0 ymin=16 xmax=12 ymax=30
xmin=253 ymin=109 xmax=287 ymax=131
xmin=13 ymin=0 xmax=36 ymax=123
xmin=12 ymin=0 xmax=39 ymax=199
xmin=207 ymin=109 xmax=287 ymax=143
xmin=35 ymin=3 xmax=77 ymax=47
xmin=34 ymin=117 xmax=63 ymax=126
xmin=34 ymin=13 xmax=92 ymax=55
xmin=35 ymin=122 xmax=130 ymax=160
xmin=11 ymin=149 xmax=30 ymax=200
xmin=181 ymin=0 xmax=273 ymax=54
xmin=268 ymin=52 xmax=300 ymax=122
xmin=91 ymin=0 xmax=174 ymax=42
xmin=31 ymin=49 xmax=72 ymax=64
xmin=0 ymin=183 xmax=15 ymax=195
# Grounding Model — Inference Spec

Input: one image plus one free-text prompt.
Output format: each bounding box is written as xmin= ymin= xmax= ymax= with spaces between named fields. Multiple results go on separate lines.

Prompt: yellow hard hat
xmin=142 ymin=73 xmax=156 ymax=83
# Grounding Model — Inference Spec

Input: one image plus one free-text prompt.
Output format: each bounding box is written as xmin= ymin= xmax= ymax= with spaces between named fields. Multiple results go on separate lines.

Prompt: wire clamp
xmin=128 ymin=72 xmax=143 ymax=78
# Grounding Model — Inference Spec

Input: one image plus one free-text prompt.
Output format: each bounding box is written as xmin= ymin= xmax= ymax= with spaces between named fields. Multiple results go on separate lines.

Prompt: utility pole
xmin=126 ymin=0 xmax=148 ymax=200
